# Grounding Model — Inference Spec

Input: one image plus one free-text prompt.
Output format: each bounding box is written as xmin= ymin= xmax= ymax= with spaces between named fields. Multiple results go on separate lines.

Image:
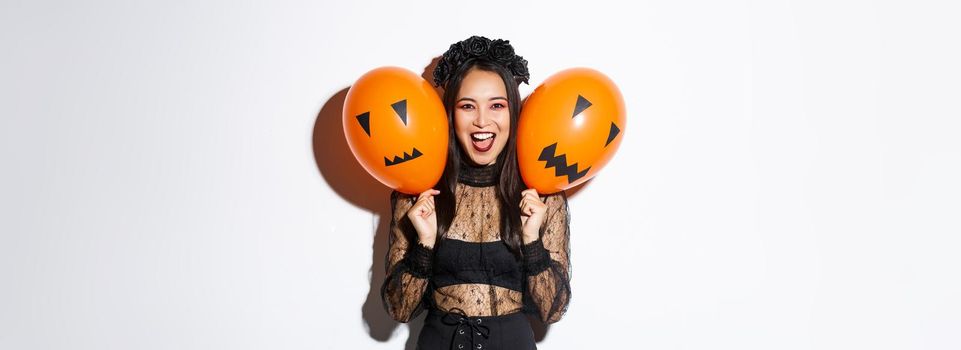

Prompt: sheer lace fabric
xmin=381 ymin=163 xmax=572 ymax=323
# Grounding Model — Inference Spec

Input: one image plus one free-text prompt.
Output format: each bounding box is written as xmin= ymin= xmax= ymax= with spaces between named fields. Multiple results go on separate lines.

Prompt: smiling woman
xmin=453 ymin=68 xmax=512 ymax=166
xmin=381 ymin=36 xmax=572 ymax=350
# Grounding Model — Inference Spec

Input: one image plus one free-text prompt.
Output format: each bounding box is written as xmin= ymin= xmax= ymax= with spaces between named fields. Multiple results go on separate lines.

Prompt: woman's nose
xmin=473 ymin=109 xmax=490 ymax=128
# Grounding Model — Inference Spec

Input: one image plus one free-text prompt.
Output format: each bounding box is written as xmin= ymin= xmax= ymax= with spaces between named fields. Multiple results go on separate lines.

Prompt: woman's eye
xmin=459 ymin=104 xmax=475 ymax=110
xmin=492 ymin=103 xmax=505 ymax=110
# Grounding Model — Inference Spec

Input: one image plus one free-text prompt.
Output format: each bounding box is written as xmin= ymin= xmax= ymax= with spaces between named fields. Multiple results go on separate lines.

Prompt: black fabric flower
xmin=431 ymin=61 xmax=450 ymax=89
xmin=432 ymin=35 xmax=530 ymax=88
xmin=489 ymin=39 xmax=515 ymax=63
xmin=442 ymin=43 xmax=465 ymax=65
xmin=461 ymin=36 xmax=491 ymax=57
xmin=510 ymin=56 xmax=530 ymax=85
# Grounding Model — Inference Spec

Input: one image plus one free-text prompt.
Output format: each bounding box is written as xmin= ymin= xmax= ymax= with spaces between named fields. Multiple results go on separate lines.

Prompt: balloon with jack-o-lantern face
xmin=343 ymin=67 xmax=448 ymax=195
xmin=517 ymin=68 xmax=626 ymax=194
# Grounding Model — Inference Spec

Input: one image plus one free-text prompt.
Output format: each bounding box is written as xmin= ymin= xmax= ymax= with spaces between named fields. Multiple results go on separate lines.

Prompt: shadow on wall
xmin=313 ymin=84 xmax=428 ymax=349
xmin=312 ymin=56 xmax=587 ymax=349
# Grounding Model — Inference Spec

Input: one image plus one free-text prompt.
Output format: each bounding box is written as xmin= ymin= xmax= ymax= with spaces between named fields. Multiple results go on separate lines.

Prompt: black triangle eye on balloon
xmin=606 ymin=122 xmax=620 ymax=147
xmin=572 ymin=95 xmax=592 ymax=118
xmin=356 ymin=112 xmax=371 ymax=136
xmin=571 ymin=94 xmax=620 ymax=147
xmin=355 ymin=99 xmax=409 ymax=137
xmin=391 ymin=99 xmax=407 ymax=125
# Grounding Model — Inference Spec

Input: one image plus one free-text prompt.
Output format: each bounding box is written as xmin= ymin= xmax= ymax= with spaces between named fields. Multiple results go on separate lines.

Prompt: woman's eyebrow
xmin=457 ymin=96 xmax=507 ymax=103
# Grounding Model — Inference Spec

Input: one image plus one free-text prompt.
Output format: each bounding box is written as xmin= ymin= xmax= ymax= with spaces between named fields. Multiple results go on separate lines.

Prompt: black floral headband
xmin=432 ymin=35 xmax=530 ymax=88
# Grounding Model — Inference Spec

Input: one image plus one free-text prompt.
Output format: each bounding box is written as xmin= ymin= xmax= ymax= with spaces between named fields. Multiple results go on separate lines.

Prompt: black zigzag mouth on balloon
xmin=384 ymin=147 xmax=423 ymax=167
xmin=538 ymin=143 xmax=591 ymax=184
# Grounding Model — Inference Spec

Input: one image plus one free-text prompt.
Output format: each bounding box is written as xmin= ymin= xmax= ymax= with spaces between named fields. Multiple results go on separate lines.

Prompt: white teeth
xmin=472 ymin=132 xmax=494 ymax=140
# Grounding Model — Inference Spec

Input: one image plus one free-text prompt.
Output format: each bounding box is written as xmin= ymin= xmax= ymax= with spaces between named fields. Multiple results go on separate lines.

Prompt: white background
xmin=2 ymin=0 xmax=959 ymax=349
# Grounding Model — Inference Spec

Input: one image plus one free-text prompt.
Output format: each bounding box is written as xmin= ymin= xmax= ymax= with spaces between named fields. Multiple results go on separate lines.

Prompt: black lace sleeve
xmin=522 ymin=191 xmax=572 ymax=323
xmin=380 ymin=190 xmax=434 ymax=323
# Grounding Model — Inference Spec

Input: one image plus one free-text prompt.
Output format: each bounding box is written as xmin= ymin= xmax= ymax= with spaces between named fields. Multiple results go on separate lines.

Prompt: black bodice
xmin=432 ymin=238 xmax=524 ymax=292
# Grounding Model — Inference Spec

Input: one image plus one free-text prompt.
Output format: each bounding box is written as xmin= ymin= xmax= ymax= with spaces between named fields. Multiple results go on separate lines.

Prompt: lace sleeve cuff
xmin=404 ymin=241 xmax=434 ymax=278
xmin=522 ymin=239 xmax=551 ymax=276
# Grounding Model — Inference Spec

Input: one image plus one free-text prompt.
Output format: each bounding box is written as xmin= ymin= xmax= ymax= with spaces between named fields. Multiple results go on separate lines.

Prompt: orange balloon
xmin=517 ymin=68 xmax=626 ymax=194
xmin=343 ymin=67 xmax=449 ymax=195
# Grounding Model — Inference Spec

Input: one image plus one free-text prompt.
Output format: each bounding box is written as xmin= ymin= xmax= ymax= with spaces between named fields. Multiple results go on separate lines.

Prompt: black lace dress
xmin=381 ymin=161 xmax=572 ymax=350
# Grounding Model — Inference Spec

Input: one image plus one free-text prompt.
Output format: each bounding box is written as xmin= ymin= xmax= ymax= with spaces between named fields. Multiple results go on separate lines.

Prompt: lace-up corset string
xmin=441 ymin=308 xmax=490 ymax=350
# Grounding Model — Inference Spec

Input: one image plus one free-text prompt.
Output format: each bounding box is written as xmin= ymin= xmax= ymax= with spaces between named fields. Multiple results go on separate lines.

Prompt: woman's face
xmin=454 ymin=68 xmax=511 ymax=166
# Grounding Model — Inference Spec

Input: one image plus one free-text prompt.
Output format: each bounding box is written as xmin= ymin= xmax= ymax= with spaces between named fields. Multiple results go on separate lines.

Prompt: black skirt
xmin=417 ymin=307 xmax=537 ymax=350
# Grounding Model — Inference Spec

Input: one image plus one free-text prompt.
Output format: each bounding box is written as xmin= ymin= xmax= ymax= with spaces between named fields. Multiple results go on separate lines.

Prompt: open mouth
xmin=384 ymin=147 xmax=423 ymax=166
xmin=470 ymin=132 xmax=496 ymax=152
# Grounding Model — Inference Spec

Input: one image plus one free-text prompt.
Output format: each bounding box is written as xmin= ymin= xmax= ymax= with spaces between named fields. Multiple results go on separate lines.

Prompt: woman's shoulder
xmin=542 ymin=190 xmax=568 ymax=205
xmin=539 ymin=190 xmax=570 ymax=219
xmin=389 ymin=190 xmax=416 ymax=217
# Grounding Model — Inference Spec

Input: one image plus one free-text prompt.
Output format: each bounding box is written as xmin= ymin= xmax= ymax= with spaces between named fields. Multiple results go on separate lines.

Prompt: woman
xmin=381 ymin=36 xmax=571 ymax=350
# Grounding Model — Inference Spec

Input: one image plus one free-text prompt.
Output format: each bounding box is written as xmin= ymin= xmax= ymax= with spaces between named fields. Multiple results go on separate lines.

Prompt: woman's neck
xmin=457 ymin=158 xmax=498 ymax=187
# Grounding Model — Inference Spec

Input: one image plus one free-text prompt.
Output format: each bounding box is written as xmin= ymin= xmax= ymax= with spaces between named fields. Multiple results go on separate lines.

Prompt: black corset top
xmin=432 ymin=238 xmax=523 ymax=292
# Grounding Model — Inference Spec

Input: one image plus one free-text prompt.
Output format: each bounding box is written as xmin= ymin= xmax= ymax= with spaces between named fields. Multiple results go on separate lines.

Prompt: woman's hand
xmin=519 ymin=188 xmax=548 ymax=243
xmin=407 ymin=189 xmax=441 ymax=248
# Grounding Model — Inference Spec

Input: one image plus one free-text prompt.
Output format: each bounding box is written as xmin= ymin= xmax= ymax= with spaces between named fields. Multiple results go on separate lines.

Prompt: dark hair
xmin=433 ymin=58 xmax=528 ymax=258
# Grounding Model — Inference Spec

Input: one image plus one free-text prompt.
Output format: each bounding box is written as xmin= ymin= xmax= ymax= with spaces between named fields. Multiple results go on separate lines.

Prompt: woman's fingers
xmin=519 ymin=195 xmax=545 ymax=218
xmin=417 ymin=188 xmax=440 ymax=201
xmin=520 ymin=188 xmax=544 ymax=206
xmin=521 ymin=188 xmax=538 ymax=200
xmin=417 ymin=190 xmax=431 ymax=201
xmin=520 ymin=197 xmax=542 ymax=217
xmin=410 ymin=189 xmax=441 ymax=219
xmin=423 ymin=198 xmax=434 ymax=215
xmin=417 ymin=189 xmax=439 ymax=207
